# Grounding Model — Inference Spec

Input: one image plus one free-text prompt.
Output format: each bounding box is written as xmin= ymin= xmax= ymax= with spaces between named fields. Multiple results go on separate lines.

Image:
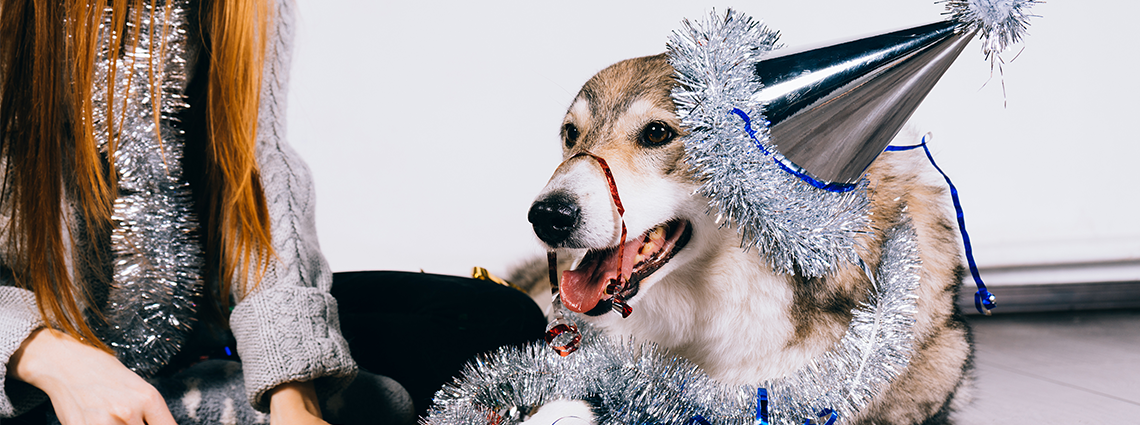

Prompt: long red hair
xmin=0 ymin=0 xmax=274 ymax=348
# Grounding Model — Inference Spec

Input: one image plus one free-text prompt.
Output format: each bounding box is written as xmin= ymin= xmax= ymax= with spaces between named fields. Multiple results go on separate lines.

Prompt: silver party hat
xmin=757 ymin=20 xmax=974 ymax=186
xmin=745 ymin=0 xmax=1038 ymax=188
xmin=669 ymin=1 xmax=1036 ymax=283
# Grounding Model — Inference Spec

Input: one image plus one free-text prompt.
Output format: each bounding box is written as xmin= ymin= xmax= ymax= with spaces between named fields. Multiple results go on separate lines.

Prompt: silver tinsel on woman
xmin=426 ymin=220 xmax=922 ymax=425
xmin=89 ymin=0 xmax=204 ymax=377
xmin=667 ymin=9 xmax=870 ymax=279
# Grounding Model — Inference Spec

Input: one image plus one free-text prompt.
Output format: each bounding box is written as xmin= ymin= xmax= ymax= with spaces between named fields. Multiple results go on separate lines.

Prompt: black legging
xmin=7 ymin=271 xmax=547 ymax=423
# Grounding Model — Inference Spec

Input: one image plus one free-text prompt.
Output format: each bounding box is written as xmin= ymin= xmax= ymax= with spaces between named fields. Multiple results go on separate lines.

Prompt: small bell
xmin=611 ymin=297 xmax=633 ymax=318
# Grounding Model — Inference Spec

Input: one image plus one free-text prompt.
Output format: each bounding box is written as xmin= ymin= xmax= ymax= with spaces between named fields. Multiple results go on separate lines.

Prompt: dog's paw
xmin=519 ymin=400 xmax=595 ymax=425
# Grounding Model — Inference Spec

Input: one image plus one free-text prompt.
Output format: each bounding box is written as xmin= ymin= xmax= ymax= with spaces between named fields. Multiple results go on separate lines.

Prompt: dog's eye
xmin=563 ymin=123 xmax=580 ymax=148
xmin=638 ymin=121 xmax=675 ymax=147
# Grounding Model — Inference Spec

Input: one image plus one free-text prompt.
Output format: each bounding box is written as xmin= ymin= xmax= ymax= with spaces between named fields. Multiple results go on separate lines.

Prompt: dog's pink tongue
xmin=560 ymin=239 xmax=642 ymax=313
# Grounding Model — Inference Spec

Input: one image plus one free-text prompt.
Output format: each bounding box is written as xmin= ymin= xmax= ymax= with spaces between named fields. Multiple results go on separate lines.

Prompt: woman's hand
xmin=268 ymin=381 xmax=328 ymax=425
xmin=7 ymin=328 xmax=176 ymax=425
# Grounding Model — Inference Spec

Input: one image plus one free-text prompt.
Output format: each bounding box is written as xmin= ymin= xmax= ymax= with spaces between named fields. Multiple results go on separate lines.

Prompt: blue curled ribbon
xmin=802 ymin=408 xmax=838 ymax=425
xmin=728 ymin=108 xmax=995 ymax=313
xmin=685 ymin=389 xmax=767 ymax=425
xmin=884 ymin=137 xmax=996 ymax=315
xmin=730 ymin=109 xmax=858 ymax=193
xmin=754 ymin=388 xmax=769 ymax=425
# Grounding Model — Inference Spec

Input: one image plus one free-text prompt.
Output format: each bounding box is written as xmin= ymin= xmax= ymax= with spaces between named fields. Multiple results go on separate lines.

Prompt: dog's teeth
xmin=640 ymin=240 xmax=660 ymax=256
xmin=634 ymin=253 xmax=645 ymax=263
xmin=650 ymin=226 xmax=666 ymax=241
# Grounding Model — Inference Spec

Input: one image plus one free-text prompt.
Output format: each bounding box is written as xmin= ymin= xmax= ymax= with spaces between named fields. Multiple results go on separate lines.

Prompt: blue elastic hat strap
xmin=802 ymin=408 xmax=838 ymax=425
xmin=884 ymin=136 xmax=996 ymax=314
xmin=731 ymin=108 xmax=858 ymax=193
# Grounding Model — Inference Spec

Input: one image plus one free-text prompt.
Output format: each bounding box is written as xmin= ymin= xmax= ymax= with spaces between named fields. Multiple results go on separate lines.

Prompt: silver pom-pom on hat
xmin=944 ymin=0 xmax=1040 ymax=62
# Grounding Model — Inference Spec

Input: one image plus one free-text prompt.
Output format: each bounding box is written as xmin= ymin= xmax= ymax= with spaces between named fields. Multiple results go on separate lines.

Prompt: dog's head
xmin=528 ymin=54 xmax=716 ymax=316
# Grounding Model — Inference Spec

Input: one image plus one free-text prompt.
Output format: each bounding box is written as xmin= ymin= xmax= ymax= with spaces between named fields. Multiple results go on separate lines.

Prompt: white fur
xmin=535 ymin=158 xmax=619 ymax=249
xmin=539 ymin=156 xmax=823 ymax=384
xmin=520 ymin=400 xmax=596 ymax=425
xmin=181 ymin=378 xmax=202 ymax=421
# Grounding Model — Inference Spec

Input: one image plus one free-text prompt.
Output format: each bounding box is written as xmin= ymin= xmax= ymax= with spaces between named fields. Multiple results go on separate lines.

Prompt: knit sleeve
xmin=0 ymin=284 xmax=49 ymax=417
xmin=227 ymin=0 xmax=357 ymax=412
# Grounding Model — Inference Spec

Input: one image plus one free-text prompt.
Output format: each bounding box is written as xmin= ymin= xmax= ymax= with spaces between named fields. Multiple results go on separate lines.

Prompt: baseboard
xmin=955 ymin=259 xmax=1140 ymax=314
xmin=958 ymin=280 xmax=1140 ymax=314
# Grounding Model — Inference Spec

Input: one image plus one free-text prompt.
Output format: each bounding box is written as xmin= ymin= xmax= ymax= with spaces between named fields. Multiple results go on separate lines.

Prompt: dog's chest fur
xmin=587 ymin=236 xmax=837 ymax=385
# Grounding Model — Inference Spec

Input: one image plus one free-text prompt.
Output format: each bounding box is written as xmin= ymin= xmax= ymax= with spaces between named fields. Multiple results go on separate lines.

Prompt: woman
xmin=0 ymin=0 xmax=545 ymax=423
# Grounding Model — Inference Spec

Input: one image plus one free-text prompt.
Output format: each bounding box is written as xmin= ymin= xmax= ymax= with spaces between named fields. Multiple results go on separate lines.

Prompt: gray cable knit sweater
xmin=0 ymin=0 xmax=357 ymax=417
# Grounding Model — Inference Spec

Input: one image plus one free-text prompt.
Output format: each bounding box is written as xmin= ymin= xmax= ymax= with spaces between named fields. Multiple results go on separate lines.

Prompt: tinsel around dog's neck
xmin=427 ymin=219 xmax=923 ymax=425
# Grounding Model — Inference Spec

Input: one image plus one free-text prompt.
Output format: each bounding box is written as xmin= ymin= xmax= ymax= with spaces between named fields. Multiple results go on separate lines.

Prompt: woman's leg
xmin=331 ymin=271 xmax=546 ymax=416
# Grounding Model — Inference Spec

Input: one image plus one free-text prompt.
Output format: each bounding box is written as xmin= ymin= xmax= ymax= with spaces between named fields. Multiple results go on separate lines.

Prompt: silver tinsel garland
xmin=90 ymin=0 xmax=204 ymax=377
xmin=667 ymin=9 xmax=870 ymax=278
xmin=426 ymin=220 xmax=921 ymax=425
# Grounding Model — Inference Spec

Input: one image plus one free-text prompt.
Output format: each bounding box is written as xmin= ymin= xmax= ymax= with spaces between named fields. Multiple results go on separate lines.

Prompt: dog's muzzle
xmin=528 ymin=193 xmax=580 ymax=246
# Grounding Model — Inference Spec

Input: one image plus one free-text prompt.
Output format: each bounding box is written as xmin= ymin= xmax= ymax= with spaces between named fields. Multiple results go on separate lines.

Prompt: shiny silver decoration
xmin=755 ymin=21 xmax=974 ymax=185
xmin=762 ymin=220 xmax=920 ymax=424
xmin=425 ymin=219 xmax=922 ymax=425
xmin=90 ymin=0 xmax=204 ymax=377
xmin=740 ymin=0 xmax=1038 ymax=186
xmin=945 ymin=0 xmax=1039 ymax=62
xmin=668 ymin=9 xmax=869 ymax=278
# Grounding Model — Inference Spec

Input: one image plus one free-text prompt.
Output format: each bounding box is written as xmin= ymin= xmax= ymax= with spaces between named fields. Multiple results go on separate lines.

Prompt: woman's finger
xmin=141 ymin=393 xmax=178 ymax=425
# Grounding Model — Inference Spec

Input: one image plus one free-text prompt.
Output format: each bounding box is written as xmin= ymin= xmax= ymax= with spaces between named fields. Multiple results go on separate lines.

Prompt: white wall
xmin=286 ymin=0 xmax=1139 ymax=280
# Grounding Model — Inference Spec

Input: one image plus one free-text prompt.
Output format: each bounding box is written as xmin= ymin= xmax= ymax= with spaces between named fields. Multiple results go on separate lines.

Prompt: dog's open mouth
xmin=560 ymin=219 xmax=692 ymax=315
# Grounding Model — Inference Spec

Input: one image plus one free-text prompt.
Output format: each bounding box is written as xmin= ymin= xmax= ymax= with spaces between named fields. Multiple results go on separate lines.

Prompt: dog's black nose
xmin=528 ymin=194 xmax=580 ymax=246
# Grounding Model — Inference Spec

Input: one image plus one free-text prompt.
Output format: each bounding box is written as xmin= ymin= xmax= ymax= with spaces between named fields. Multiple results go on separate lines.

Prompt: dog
xmin=514 ymin=53 xmax=973 ymax=425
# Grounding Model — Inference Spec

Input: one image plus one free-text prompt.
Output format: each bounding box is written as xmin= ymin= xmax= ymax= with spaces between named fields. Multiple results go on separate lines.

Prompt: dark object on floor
xmin=332 ymin=271 xmax=547 ymax=416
